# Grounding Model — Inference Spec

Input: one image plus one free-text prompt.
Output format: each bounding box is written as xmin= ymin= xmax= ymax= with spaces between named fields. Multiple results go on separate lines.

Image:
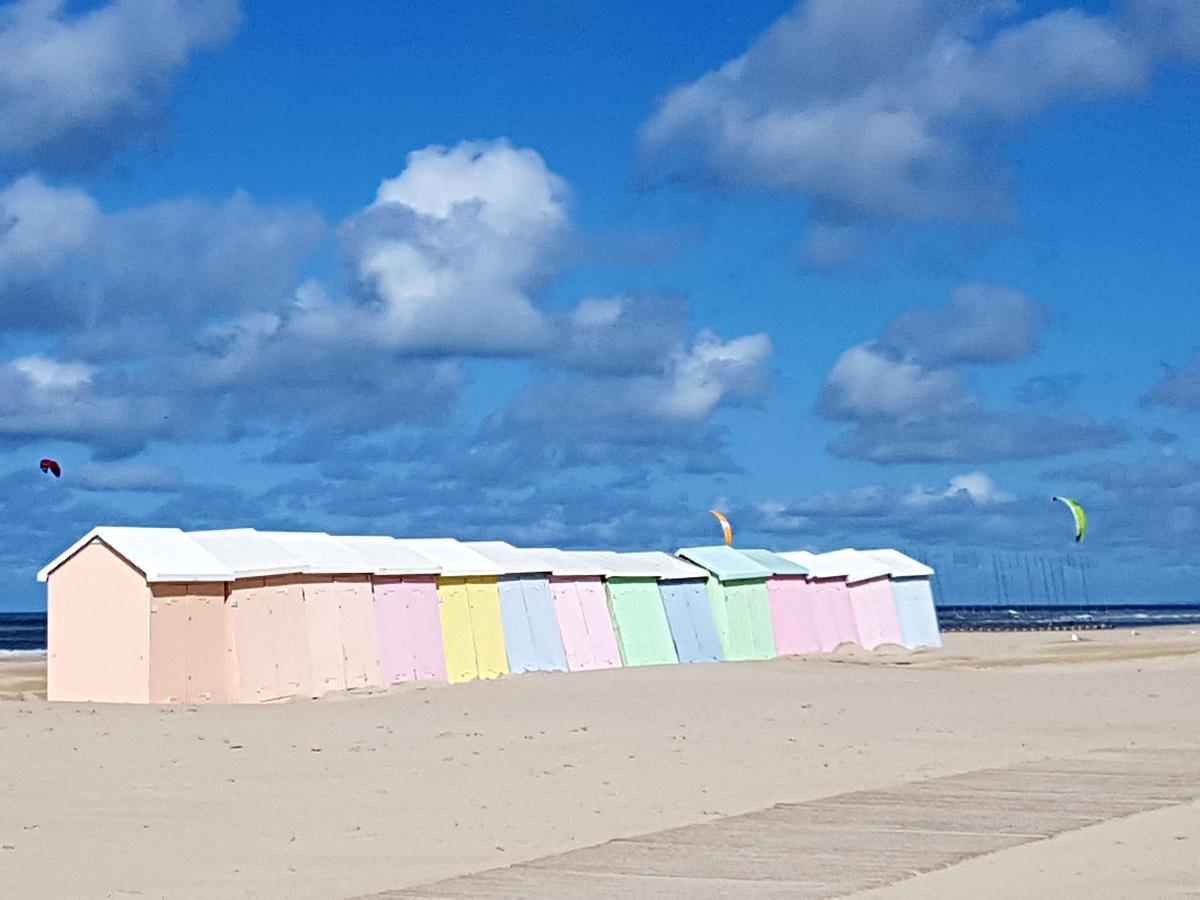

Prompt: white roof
xmin=257 ymin=531 xmax=374 ymax=575
xmin=37 ymin=527 xmax=235 ymax=583
xmin=862 ymin=548 xmax=935 ymax=578
xmin=391 ymin=538 xmax=504 ymax=577
xmin=615 ymin=551 xmax=708 ymax=581
xmin=522 ymin=547 xmax=611 ymax=577
xmin=785 ymin=549 xmax=890 ymax=584
xmin=188 ymin=529 xmax=308 ymax=579
xmin=333 ymin=535 xmax=440 ymax=576
xmin=464 ymin=541 xmax=551 ymax=575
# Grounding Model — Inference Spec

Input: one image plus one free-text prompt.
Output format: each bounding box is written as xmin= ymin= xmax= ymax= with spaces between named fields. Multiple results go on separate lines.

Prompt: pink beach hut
xmin=736 ymin=548 xmax=823 ymax=656
xmin=777 ymin=550 xmax=861 ymax=651
xmin=814 ymin=549 xmax=904 ymax=651
xmin=526 ymin=548 xmax=622 ymax=673
xmin=255 ymin=531 xmax=384 ymax=691
xmin=187 ymin=528 xmax=320 ymax=701
xmin=38 ymin=527 xmax=235 ymax=704
xmin=334 ymin=536 xmax=447 ymax=684
xmin=863 ymin=548 xmax=941 ymax=649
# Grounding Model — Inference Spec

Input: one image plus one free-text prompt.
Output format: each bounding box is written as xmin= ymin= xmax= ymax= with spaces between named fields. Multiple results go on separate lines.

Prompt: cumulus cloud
xmin=1143 ymin=351 xmax=1200 ymax=409
xmin=0 ymin=0 xmax=242 ymax=170
xmin=640 ymin=0 xmax=1197 ymax=256
xmin=819 ymin=285 xmax=1124 ymax=462
xmin=326 ymin=140 xmax=568 ymax=355
xmin=74 ymin=461 xmax=184 ymax=492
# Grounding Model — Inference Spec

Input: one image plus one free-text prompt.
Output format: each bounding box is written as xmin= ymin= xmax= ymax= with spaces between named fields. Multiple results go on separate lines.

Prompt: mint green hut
xmin=676 ymin=546 xmax=775 ymax=661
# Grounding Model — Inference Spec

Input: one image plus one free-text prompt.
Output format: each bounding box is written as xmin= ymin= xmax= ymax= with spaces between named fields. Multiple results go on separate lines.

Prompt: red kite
xmin=39 ymin=458 xmax=61 ymax=478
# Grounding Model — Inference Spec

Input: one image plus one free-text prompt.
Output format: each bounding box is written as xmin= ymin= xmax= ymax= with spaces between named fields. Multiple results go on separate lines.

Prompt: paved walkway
xmin=367 ymin=747 xmax=1200 ymax=898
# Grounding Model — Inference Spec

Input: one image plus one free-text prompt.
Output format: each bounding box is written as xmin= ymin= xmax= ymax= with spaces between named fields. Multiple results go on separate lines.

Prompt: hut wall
xmin=372 ymin=576 xmax=447 ymax=684
xmin=498 ymin=576 xmax=568 ymax=674
xmin=605 ymin=579 xmax=678 ymax=667
xmin=809 ymin=576 xmax=861 ymax=651
xmin=295 ymin=575 xmax=346 ymax=696
xmin=47 ymin=541 xmax=152 ymax=703
xmin=847 ymin=576 xmax=905 ymax=650
xmin=149 ymin=582 xmax=230 ymax=703
xmin=765 ymin=577 xmax=823 ymax=656
xmin=548 ymin=577 xmax=622 ymax=672
xmin=891 ymin=577 xmax=942 ymax=649
xmin=659 ymin=580 xmax=723 ymax=663
xmin=332 ymin=575 xmax=383 ymax=689
xmin=706 ymin=577 xmax=775 ymax=661
xmin=436 ymin=577 xmax=509 ymax=684
xmin=228 ymin=576 xmax=312 ymax=702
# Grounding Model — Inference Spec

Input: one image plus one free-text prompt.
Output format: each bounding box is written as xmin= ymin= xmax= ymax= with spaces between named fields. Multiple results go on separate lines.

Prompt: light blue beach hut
xmin=619 ymin=551 xmax=724 ymax=663
xmin=676 ymin=546 xmax=775 ymax=661
xmin=466 ymin=541 xmax=568 ymax=674
xmin=864 ymin=548 xmax=941 ymax=649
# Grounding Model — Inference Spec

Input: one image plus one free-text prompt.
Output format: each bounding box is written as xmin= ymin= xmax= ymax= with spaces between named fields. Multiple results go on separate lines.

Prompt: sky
xmin=2 ymin=0 xmax=1199 ymax=610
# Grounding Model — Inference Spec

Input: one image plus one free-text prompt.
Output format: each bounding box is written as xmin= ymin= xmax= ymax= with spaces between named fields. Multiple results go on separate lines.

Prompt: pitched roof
xmin=794 ymin=548 xmax=891 ymax=584
xmin=616 ymin=551 xmax=709 ymax=581
xmin=187 ymin=529 xmax=308 ymax=578
xmin=464 ymin=541 xmax=552 ymax=575
xmin=861 ymin=548 xmax=935 ymax=578
xmin=391 ymin=538 xmax=504 ymax=577
xmin=521 ymin=547 xmax=611 ymax=577
xmin=256 ymin=531 xmax=374 ymax=575
xmin=37 ymin=527 xmax=235 ymax=583
xmin=736 ymin=548 xmax=810 ymax=576
xmin=333 ymin=535 xmax=440 ymax=576
xmin=676 ymin=546 xmax=772 ymax=581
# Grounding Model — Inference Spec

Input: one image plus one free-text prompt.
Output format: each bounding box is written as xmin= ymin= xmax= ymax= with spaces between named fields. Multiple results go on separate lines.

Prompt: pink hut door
xmin=766 ymin=578 xmax=822 ymax=656
xmin=149 ymin=586 xmax=189 ymax=703
xmin=550 ymin=578 xmax=621 ymax=671
xmin=405 ymin=577 xmax=448 ymax=681
xmin=807 ymin=579 xmax=842 ymax=652
xmin=335 ymin=578 xmax=383 ymax=689
xmin=372 ymin=579 xmax=409 ymax=684
xmin=300 ymin=581 xmax=347 ymax=696
xmin=229 ymin=585 xmax=278 ymax=702
xmin=267 ymin=582 xmax=313 ymax=699
xmin=185 ymin=586 xmax=230 ymax=703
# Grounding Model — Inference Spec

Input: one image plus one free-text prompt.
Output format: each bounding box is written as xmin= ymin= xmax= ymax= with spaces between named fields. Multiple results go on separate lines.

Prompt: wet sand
xmin=2 ymin=628 xmax=1198 ymax=898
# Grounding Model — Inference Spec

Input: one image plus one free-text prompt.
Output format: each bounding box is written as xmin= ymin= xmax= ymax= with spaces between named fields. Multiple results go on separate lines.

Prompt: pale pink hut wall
xmin=373 ymin=576 xmax=446 ymax=684
xmin=47 ymin=541 xmax=153 ymax=703
xmin=291 ymin=573 xmax=346 ymax=696
xmin=333 ymin=575 xmax=383 ymax=689
xmin=809 ymin=576 xmax=861 ymax=651
xmin=550 ymin=577 xmax=622 ymax=671
xmin=226 ymin=575 xmax=312 ymax=702
xmin=148 ymin=582 xmax=230 ymax=703
xmin=846 ymin=576 xmax=905 ymax=650
xmin=765 ymin=578 xmax=823 ymax=656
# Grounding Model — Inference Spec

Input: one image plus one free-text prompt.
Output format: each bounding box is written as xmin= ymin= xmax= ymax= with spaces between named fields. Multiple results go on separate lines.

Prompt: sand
xmin=1 ymin=627 xmax=1199 ymax=898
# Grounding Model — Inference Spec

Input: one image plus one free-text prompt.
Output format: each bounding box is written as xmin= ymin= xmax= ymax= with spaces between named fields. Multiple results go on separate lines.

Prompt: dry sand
xmin=2 ymin=628 xmax=1199 ymax=898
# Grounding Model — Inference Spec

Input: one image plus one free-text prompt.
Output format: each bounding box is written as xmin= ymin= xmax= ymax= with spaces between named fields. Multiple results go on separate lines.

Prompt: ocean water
xmin=0 ymin=613 xmax=47 ymax=653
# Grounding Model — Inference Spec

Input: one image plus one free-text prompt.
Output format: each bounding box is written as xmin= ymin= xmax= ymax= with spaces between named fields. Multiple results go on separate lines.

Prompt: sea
xmin=4 ymin=605 xmax=1200 ymax=651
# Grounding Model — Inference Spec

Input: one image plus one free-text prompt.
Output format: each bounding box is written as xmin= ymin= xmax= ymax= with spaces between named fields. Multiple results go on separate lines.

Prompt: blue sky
xmin=2 ymin=0 xmax=1199 ymax=610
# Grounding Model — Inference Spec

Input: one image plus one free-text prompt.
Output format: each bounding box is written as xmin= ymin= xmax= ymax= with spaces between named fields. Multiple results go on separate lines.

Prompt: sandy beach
xmin=2 ymin=628 xmax=1199 ymax=898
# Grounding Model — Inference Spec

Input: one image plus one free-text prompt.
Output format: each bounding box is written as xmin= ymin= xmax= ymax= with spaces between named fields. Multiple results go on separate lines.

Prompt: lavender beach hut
xmin=864 ymin=548 xmax=941 ymax=649
xmin=619 ymin=551 xmax=723 ymax=663
xmin=394 ymin=539 xmax=509 ymax=684
xmin=256 ymin=531 xmax=384 ymax=691
xmin=814 ymin=549 xmax=904 ymax=651
xmin=38 ymin=527 xmax=235 ymax=704
xmin=528 ymin=548 xmax=622 ymax=672
xmin=466 ymin=542 xmax=568 ymax=674
xmin=736 ymin=548 xmax=822 ymax=656
xmin=677 ymin=546 xmax=775 ymax=661
xmin=188 ymin=528 xmax=320 ymax=700
xmin=334 ymin=536 xmax=447 ymax=684
xmin=578 ymin=551 xmax=679 ymax=667
xmin=777 ymin=550 xmax=860 ymax=652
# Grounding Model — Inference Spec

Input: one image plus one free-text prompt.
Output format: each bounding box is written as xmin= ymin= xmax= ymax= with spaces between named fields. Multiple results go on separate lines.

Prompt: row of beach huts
xmin=37 ymin=527 xmax=940 ymax=703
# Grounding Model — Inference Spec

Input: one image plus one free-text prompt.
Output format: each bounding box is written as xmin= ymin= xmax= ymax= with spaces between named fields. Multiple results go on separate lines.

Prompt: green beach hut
xmin=676 ymin=546 xmax=775 ymax=661
xmin=577 ymin=551 xmax=679 ymax=667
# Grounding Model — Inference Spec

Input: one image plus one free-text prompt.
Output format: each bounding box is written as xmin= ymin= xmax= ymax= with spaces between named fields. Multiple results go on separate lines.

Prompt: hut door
xmin=437 ymin=578 xmax=479 ymax=684
xmin=149 ymin=585 xmax=189 ymax=703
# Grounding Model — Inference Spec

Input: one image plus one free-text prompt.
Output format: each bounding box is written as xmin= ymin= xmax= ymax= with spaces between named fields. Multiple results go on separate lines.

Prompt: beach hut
xmin=814 ymin=549 xmax=904 ymax=651
xmin=864 ymin=548 xmax=941 ymax=649
xmin=577 ymin=551 xmax=678 ymax=667
xmin=188 ymin=529 xmax=320 ymax=701
xmin=526 ymin=548 xmax=622 ymax=673
xmin=618 ymin=551 xmax=722 ymax=663
xmin=38 ymin=527 xmax=235 ymax=704
xmin=334 ymin=536 xmax=447 ymax=684
xmin=465 ymin=542 xmax=568 ymax=674
xmin=736 ymin=548 xmax=823 ymax=657
xmin=255 ymin=531 xmax=384 ymax=691
xmin=676 ymin=546 xmax=775 ymax=661
xmin=777 ymin=550 xmax=861 ymax=651
xmin=393 ymin=539 xmax=509 ymax=684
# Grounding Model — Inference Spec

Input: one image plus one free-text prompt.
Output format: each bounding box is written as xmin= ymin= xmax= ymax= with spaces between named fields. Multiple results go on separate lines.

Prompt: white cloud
xmin=640 ymin=0 xmax=1186 ymax=237
xmin=75 ymin=461 xmax=183 ymax=492
xmin=8 ymin=354 xmax=92 ymax=390
xmin=906 ymin=471 xmax=1014 ymax=506
xmin=0 ymin=175 xmax=98 ymax=276
xmin=0 ymin=0 xmax=241 ymax=167
xmin=820 ymin=343 xmax=969 ymax=420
